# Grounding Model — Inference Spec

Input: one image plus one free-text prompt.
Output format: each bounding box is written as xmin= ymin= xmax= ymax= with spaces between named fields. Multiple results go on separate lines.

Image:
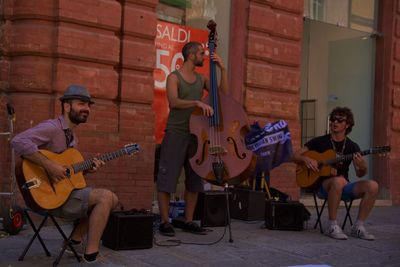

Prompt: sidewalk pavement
xmin=0 ymin=206 xmax=399 ymax=267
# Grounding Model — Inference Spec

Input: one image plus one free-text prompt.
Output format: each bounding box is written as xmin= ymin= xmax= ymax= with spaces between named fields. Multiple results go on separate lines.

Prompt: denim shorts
xmin=318 ymin=182 xmax=356 ymax=200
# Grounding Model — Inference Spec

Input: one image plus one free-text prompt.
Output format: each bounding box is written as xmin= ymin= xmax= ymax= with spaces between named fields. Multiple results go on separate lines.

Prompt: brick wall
xmin=244 ymin=0 xmax=303 ymax=199
xmin=1 ymin=0 xmax=398 ymax=208
xmin=375 ymin=0 xmax=400 ymax=205
xmin=0 ymin=0 xmax=157 ymax=210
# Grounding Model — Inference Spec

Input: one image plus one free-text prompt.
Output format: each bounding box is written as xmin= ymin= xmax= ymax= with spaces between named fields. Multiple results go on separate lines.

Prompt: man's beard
xmin=69 ymin=108 xmax=89 ymax=124
xmin=194 ymin=59 xmax=203 ymax=67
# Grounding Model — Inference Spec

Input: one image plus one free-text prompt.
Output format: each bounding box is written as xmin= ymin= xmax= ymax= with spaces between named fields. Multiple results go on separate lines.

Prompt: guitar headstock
xmin=371 ymin=145 xmax=391 ymax=156
xmin=124 ymin=143 xmax=140 ymax=155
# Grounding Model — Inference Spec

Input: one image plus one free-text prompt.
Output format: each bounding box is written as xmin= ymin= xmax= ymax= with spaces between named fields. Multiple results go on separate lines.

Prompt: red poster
xmin=153 ymin=21 xmax=209 ymax=144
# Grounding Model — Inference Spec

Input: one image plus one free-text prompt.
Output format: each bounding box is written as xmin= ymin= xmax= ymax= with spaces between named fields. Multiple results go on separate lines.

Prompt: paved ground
xmin=0 ymin=205 xmax=399 ymax=267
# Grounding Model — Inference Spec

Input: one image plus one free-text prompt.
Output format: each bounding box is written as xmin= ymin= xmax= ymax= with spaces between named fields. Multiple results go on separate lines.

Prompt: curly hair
xmin=330 ymin=106 xmax=355 ymax=135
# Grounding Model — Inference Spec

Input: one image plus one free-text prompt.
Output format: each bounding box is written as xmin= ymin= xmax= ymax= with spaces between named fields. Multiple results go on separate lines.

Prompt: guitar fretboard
xmin=324 ymin=147 xmax=389 ymax=165
xmin=72 ymin=148 xmax=128 ymax=173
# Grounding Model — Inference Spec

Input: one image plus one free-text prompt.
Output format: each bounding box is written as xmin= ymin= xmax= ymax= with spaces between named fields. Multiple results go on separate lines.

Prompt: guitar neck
xmin=72 ymin=149 xmax=128 ymax=173
xmin=325 ymin=149 xmax=372 ymax=165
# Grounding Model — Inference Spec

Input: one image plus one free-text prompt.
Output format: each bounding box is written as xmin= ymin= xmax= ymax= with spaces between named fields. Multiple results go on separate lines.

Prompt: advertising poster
xmin=153 ymin=20 xmax=209 ymax=144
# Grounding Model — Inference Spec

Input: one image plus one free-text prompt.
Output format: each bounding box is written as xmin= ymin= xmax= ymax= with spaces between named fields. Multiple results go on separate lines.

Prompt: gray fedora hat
xmin=59 ymin=84 xmax=94 ymax=104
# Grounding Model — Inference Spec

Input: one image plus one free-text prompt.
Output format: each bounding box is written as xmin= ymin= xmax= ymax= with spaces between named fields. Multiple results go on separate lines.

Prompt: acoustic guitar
xmin=296 ymin=146 xmax=390 ymax=189
xmin=16 ymin=144 xmax=140 ymax=210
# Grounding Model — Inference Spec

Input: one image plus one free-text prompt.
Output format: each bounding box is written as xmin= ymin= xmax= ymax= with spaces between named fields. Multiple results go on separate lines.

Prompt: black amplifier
xmin=229 ymin=187 xmax=265 ymax=221
xmin=194 ymin=191 xmax=229 ymax=227
xmin=102 ymin=210 xmax=153 ymax=250
xmin=265 ymin=200 xmax=305 ymax=231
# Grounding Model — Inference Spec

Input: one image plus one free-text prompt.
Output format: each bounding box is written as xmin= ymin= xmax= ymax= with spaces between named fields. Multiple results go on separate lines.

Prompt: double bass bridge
xmin=208 ymin=145 xmax=227 ymax=156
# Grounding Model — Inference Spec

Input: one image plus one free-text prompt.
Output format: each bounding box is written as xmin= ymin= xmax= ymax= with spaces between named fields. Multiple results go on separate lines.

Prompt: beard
xmin=69 ymin=108 xmax=89 ymax=124
xmin=194 ymin=58 xmax=204 ymax=67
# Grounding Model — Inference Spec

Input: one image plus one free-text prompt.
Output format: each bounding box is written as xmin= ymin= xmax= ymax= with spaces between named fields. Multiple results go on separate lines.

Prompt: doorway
xmin=301 ymin=19 xmax=376 ymax=181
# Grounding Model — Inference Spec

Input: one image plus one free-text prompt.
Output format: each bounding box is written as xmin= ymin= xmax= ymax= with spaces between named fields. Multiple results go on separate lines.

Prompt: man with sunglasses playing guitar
xmin=11 ymin=85 xmax=119 ymax=262
xmin=293 ymin=107 xmax=378 ymax=240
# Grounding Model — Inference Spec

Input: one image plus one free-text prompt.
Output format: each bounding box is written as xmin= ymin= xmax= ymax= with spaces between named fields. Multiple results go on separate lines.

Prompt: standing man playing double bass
xmin=157 ymin=41 xmax=228 ymax=236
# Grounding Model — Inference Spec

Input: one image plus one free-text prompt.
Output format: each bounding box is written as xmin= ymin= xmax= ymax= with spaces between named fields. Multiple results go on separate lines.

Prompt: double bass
xmin=189 ymin=20 xmax=252 ymax=185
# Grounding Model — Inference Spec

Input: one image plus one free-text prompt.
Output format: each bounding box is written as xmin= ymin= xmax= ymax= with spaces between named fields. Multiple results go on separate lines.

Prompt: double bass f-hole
xmin=226 ymin=137 xmax=246 ymax=159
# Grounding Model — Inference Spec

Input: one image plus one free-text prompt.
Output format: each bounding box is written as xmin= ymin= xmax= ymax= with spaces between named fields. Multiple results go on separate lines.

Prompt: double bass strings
xmin=208 ymin=46 xmax=223 ymax=165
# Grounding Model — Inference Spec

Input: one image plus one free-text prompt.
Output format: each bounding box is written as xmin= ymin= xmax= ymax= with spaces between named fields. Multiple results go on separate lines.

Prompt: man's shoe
xmin=159 ymin=222 xmax=175 ymax=237
xmin=350 ymin=224 xmax=375 ymax=241
xmin=325 ymin=224 xmax=348 ymax=240
xmin=65 ymin=240 xmax=84 ymax=256
xmin=182 ymin=221 xmax=207 ymax=235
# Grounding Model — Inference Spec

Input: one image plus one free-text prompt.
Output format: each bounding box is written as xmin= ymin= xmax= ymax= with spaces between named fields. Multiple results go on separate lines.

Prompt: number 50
xmin=155 ymin=49 xmax=184 ymax=89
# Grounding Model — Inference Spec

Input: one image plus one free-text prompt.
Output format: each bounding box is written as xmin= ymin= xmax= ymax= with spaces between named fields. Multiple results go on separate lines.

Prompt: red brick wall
xmin=375 ymin=0 xmax=400 ymax=205
xmin=1 ymin=0 xmax=398 ymax=207
xmin=0 ymin=0 xmax=157 ymax=210
xmin=231 ymin=0 xmax=303 ymax=199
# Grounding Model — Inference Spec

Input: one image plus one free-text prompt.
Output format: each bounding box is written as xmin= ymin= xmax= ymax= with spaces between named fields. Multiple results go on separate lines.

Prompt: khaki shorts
xmin=49 ymin=187 xmax=92 ymax=220
xmin=156 ymin=131 xmax=203 ymax=193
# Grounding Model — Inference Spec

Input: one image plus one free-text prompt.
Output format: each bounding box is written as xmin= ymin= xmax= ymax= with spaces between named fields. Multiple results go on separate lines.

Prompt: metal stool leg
xmin=50 ymin=216 xmax=81 ymax=266
xmin=313 ymin=194 xmax=327 ymax=233
xmin=19 ymin=209 xmax=51 ymax=261
xmin=341 ymin=199 xmax=354 ymax=230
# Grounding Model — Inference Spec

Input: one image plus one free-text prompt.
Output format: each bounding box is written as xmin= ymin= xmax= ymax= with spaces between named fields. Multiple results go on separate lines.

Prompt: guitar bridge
xmin=22 ymin=178 xmax=42 ymax=190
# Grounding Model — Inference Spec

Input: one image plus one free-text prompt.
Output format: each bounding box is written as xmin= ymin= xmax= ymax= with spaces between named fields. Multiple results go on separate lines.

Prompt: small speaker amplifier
xmin=102 ymin=211 xmax=153 ymax=250
xmin=265 ymin=200 xmax=305 ymax=231
xmin=194 ymin=191 xmax=229 ymax=227
xmin=229 ymin=187 xmax=265 ymax=221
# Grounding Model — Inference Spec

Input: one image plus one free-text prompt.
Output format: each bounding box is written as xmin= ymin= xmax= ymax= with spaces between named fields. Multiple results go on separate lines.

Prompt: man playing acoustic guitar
xmin=11 ymin=85 xmax=118 ymax=262
xmin=292 ymin=107 xmax=378 ymax=240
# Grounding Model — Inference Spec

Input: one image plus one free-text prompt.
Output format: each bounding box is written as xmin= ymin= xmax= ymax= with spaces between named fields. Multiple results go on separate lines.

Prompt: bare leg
xmin=85 ymin=189 xmax=118 ymax=254
xmin=184 ymin=190 xmax=198 ymax=222
xmin=158 ymin=191 xmax=171 ymax=224
xmin=71 ymin=218 xmax=88 ymax=242
xmin=323 ymin=176 xmax=347 ymax=221
xmin=353 ymin=180 xmax=379 ymax=221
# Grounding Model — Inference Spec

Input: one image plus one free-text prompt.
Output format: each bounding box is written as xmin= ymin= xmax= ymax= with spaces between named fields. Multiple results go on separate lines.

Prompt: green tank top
xmin=166 ymin=70 xmax=204 ymax=134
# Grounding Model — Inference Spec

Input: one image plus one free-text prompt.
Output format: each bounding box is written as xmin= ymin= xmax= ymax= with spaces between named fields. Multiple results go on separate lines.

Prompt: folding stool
xmin=18 ymin=208 xmax=81 ymax=266
xmin=313 ymin=191 xmax=354 ymax=233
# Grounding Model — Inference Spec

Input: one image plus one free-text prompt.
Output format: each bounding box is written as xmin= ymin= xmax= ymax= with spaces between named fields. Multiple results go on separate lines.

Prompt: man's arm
xmin=353 ymin=152 xmax=367 ymax=177
xmin=166 ymin=73 xmax=213 ymax=117
xmin=11 ymin=122 xmax=67 ymax=182
xmin=204 ymin=53 xmax=228 ymax=95
xmin=22 ymin=152 xmax=67 ymax=182
xmin=292 ymin=146 xmax=319 ymax=172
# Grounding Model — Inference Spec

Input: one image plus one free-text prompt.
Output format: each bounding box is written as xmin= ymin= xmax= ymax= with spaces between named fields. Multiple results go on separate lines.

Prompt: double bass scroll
xmin=189 ymin=20 xmax=252 ymax=185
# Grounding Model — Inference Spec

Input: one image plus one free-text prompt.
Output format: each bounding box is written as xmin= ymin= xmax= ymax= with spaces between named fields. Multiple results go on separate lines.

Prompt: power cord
xmin=153 ymin=223 xmax=228 ymax=247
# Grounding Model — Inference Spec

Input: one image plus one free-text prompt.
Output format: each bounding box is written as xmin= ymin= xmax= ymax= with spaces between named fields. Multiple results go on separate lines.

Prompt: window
xmin=304 ymin=0 xmax=378 ymax=33
xmin=301 ymin=100 xmax=316 ymax=146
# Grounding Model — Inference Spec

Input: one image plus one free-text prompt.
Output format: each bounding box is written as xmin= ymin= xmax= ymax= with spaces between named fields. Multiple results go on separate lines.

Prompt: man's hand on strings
xmin=196 ymin=101 xmax=214 ymax=117
xmin=211 ymin=53 xmax=225 ymax=70
xmin=303 ymin=156 xmax=319 ymax=172
xmin=44 ymin=161 xmax=68 ymax=183
xmin=88 ymin=157 xmax=105 ymax=173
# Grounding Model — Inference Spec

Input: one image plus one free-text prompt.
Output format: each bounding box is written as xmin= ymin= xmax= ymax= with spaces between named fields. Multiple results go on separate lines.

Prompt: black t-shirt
xmin=305 ymin=134 xmax=360 ymax=181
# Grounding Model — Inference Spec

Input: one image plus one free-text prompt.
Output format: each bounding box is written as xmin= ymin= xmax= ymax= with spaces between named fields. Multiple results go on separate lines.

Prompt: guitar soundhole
xmin=65 ymin=168 xmax=71 ymax=178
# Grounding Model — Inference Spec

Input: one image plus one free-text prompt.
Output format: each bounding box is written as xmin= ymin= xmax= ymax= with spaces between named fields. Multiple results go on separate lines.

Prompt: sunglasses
xmin=330 ymin=116 xmax=347 ymax=123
